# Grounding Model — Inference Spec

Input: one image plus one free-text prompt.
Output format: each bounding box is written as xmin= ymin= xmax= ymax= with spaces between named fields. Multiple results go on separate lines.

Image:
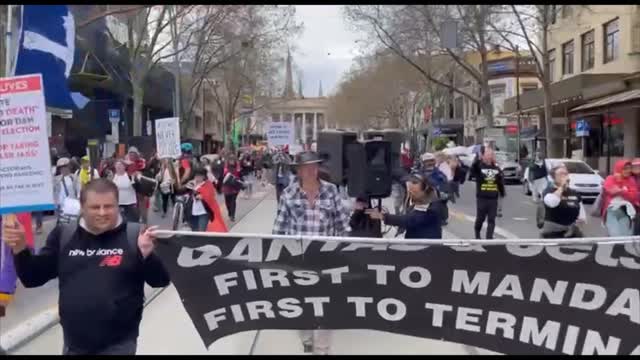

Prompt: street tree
xmin=101 ymin=5 xmax=200 ymax=136
xmin=487 ymin=5 xmax=592 ymax=157
xmin=208 ymin=5 xmax=301 ymax=150
xmin=344 ymin=5 xmax=509 ymax=129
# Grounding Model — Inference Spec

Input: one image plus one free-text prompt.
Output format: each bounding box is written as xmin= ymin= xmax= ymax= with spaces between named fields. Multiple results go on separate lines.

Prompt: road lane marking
xmin=513 ymin=217 xmax=528 ymax=221
xmin=449 ymin=210 xmax=520 ymax=239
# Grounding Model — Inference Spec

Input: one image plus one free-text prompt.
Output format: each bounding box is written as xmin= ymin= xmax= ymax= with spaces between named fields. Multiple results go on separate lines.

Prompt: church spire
xmin=298 ymin=75 xmax=304 ymax=99
xmin=318 ymin=80 xmax=324 ymax=97
xmin=283 ymin=48 xmax=295 ymax=98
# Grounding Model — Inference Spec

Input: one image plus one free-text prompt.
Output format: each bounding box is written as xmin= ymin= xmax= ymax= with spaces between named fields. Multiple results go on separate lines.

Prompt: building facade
xmin=460 ymin=49 xmax=541 ymax=152
xmin=504 ymin=5 xmax=640 ymax=173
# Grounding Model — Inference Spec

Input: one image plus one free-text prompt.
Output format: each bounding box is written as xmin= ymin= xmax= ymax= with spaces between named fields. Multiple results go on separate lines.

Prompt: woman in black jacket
xmin=366 ymin=173 xmax=443 ymax=239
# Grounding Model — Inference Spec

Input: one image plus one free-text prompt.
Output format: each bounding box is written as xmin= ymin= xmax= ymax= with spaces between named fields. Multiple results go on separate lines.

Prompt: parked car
xmin=495 ymin=151 xmax=522 ymax=184
xmin=522 ymin=158 xmax=603 ymax=203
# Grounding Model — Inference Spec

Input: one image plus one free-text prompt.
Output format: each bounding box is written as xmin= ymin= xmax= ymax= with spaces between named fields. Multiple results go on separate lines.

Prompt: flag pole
xmin=3 ymin=4 xmax=13 ymax=77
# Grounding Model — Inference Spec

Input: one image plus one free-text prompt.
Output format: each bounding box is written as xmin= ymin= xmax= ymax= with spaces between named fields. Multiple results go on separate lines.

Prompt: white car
xmin=522 ymin=158 xmax=604 ymax=202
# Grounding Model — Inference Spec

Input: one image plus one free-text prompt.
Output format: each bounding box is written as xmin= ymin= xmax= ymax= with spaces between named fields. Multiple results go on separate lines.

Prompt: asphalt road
xmin=445 ymin=181 xmax=607 ymax=240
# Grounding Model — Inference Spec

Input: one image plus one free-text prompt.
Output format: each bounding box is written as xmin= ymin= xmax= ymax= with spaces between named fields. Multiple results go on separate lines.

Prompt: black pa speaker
xmin=364 ymin=129 xmax=404 ymax=171
xmin=318 ymin=130 xmax=358 ymax=185
xmin=347 ymin=140 xmax=392 ymax=198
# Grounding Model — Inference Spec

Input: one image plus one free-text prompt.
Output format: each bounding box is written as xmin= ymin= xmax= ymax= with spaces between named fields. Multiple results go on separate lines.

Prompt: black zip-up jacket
xmin=529 ymin=162 xmax=548 ymax=181
xmin=13 ymin=221 xmax=170 ymax=353
xmin=470 ymin=157 xmax=506 ymax=199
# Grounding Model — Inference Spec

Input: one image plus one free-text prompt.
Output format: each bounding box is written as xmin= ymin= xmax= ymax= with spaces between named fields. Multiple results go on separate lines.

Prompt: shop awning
xmin=569 ymin=89 xmax=640 ymax=113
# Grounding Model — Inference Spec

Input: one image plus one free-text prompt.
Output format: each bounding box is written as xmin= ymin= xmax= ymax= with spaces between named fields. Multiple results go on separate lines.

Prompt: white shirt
xmin=112 ymin=173 xmax=138 ymax=205
xmin=57 ymin=175 xmax=77 ymax=205
xmin=438 ymin=162 xmax=453 ymax=181
xmin=192 ymin=198 xmax=207 ymax=216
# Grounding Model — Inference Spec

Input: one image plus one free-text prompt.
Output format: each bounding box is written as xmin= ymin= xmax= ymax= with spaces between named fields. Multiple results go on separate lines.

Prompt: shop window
xmin=603 ymin=115 xmax=624 ymax=157
xmin=604 ymin=18 xmax=620 ymax=64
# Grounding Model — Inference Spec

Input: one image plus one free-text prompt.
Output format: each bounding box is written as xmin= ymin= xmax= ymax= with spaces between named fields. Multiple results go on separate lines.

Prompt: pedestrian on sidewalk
xmin=273 ymin=146 xmax=293 ymax=202
xmin=540 ymin=164 xmax=586 ymax=238
xmin=112 ymin=160 xmax=141 ymax=223
xmin=156 ymin=158 xmax=178 ymax=218
xmin=1 ymin=179 xmax=170 ymax=355
xmin=528 ymin=153 xmax=548 ymax=203
xmin=74 ymin=156 xmax=100 ymax=194
xmin=124 ymin=147 xmax=150 ymax=224
xmin=54 ymin=157 xmax=80 ymax=225
xmin=366 ymin=172 xmax=442 ymax=239
xmin=470 ymin=147 xmax=505 ymax=239
xmin=273 ymin=151 xmax=351 ymax=355
xmin=419 ymin=153 xmax=449 ymax=225
xmin=185 ymin=168 xmax=216 ymax=232
xmin=222 ymin=156 xmax=243 ymax=222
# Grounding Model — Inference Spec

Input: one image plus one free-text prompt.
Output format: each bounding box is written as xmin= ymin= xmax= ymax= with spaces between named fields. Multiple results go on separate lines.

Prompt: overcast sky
xmin=293 ymin=5 xmax=362 ymax=97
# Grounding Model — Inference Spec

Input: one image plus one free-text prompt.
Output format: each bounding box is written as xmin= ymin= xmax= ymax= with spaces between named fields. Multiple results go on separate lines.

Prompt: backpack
xmin=58 ymin=221 xmax=141 ymax=256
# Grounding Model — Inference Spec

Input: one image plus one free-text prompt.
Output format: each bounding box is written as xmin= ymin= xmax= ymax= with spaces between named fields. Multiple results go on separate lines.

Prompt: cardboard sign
xmin=266 ymin=121 xmax=294 ymax=147
xmin=155 ymin=117 xmax=181 ymax=159
xmin=0 ymin=74 xmax=55 ymax=215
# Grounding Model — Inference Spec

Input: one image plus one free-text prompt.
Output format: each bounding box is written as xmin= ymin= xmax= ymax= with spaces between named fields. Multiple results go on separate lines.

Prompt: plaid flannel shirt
xmin=272 ymin=180 xmax=351 ymax=237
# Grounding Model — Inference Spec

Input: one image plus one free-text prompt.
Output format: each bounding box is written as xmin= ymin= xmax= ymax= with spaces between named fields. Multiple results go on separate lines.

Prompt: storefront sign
xmin=155 ymin=117 xmax=181 ymax=159
xmin=0 ymin=74 xmax=55 ymax=214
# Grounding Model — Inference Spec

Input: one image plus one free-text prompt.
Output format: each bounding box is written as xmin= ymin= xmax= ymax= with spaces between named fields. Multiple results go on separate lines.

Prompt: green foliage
xmin=432 ymin=137 xmax=449 ymax=151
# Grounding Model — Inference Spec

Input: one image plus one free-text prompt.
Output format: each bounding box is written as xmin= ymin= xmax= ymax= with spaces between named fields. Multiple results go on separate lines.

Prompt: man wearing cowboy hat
xmin=54 ymin=158 xmax=79 ymax=219
xmin=272 ymin=151 xmax=351 ymax=355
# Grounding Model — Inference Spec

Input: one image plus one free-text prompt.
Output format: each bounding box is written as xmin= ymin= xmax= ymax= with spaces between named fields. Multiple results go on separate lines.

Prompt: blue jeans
xmin=189 ymin=214 xmax=209 ymax=232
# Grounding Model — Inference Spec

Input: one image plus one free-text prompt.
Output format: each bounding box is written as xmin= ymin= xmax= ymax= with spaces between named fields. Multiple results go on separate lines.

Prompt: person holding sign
xmin=1 ymin=179 xmax=170 ymax=355
xmin=273 ymin=151 xmax=351 ymax=355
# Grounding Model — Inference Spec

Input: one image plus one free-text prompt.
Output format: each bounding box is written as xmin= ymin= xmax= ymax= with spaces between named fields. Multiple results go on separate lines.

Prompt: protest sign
xmin=266 ymin=122 xmax=294 ymax=147
xmin=154 ymin=234 xmax=640 ymax=355
xmin=155 ymin=117 xmax=181 ymax=159
xmin=0 ymin=74 xmax=55 ymax=214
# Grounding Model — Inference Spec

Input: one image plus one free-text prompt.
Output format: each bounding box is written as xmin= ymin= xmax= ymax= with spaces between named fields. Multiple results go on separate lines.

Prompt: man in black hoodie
xmin=2 ymin=179 xmax=170 ymax=355
xmin=469 ymin=147 xmax=506 ymax=239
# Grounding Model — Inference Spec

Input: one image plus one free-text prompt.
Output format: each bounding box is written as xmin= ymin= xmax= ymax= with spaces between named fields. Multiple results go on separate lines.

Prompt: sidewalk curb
xmin=2 ymin=287 xmax=166 ymax=354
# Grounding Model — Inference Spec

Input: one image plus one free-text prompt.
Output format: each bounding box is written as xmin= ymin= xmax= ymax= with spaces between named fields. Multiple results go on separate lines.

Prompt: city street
xmin=447 ymin=182 xmax=607 ymax=240
xmin=11 ymin=189 xmax=503 ymax=355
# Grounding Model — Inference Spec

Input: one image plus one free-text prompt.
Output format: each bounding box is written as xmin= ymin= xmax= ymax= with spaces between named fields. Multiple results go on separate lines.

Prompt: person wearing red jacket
xmin=602 ymin=160 xmax=638 ymax=236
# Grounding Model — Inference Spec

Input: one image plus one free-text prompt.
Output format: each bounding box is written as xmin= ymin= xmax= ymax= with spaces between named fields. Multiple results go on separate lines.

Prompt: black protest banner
xmin=154 ymin=235 xmax=640 ymax=355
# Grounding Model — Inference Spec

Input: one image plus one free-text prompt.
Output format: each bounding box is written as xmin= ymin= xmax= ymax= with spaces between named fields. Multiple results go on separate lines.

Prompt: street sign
xmin=575 ymin=119 xmax=590 ymax=137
